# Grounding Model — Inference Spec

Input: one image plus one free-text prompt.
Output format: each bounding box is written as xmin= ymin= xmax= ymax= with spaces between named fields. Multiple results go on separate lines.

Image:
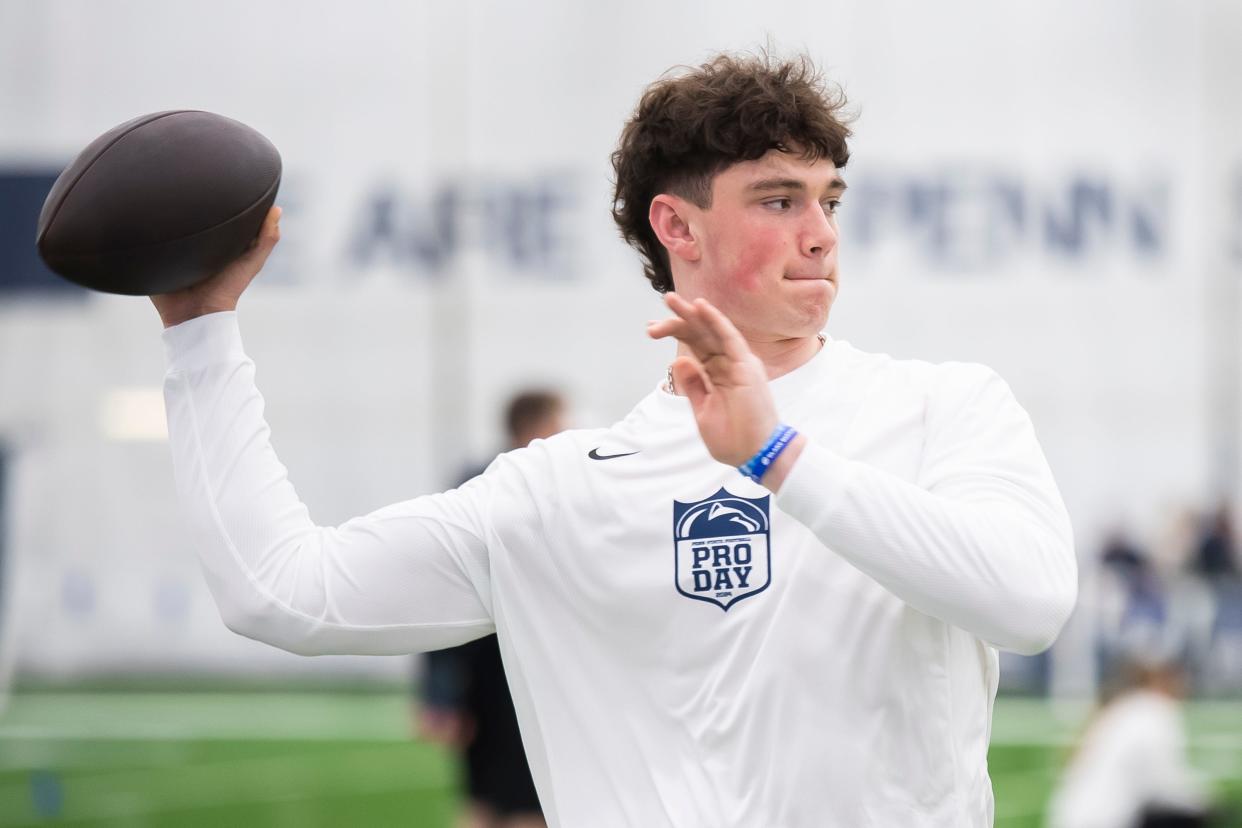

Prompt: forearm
xmin=163 ymin=312 xmax=494 ymax=655
xmin=775 ymin=439 xmax=1077 ymax=655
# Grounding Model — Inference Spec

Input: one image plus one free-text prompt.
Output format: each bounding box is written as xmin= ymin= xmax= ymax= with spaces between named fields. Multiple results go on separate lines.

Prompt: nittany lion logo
xmin=673 ymin=488 xmax=771 ymax=611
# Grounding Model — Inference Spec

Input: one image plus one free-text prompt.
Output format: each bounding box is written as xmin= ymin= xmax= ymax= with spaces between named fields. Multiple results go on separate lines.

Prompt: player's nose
xmin=802 ymin=206 xmax=838 ymax=260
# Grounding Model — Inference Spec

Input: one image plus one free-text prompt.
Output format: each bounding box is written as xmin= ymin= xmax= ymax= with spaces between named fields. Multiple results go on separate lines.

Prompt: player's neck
xmin=673 ymin=333 xmax=823 ymax=382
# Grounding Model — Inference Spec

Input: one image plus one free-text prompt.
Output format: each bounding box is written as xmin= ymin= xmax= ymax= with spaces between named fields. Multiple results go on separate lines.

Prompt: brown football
xmin=36 ymin=110 xmax=281 ymax=295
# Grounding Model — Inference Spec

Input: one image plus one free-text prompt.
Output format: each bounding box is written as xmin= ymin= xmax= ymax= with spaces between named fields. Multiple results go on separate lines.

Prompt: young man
xmin=153 ymin=54 xmax=1077 ymax=827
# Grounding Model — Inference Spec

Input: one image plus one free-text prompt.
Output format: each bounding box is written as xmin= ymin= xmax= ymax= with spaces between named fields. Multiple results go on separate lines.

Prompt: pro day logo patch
xmin=673 ymin=488 xmax=771 ymax=611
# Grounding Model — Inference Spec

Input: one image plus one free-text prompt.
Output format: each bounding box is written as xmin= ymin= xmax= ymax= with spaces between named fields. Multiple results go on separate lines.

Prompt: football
xmin=35 ymin=110 xmax=281 ymax=295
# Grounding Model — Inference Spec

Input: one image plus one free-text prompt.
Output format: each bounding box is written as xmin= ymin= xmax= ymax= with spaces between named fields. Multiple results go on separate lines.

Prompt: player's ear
xmin=649 ymin=195 xmax=701 ymax=263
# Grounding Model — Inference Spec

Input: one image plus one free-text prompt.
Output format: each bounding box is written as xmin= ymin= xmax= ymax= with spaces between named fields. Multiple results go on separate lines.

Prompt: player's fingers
xmin=234 ymin=207 xmax=282 ymax=269
xmin=666 ymin=293 xmax=736 ymax=357
xmin=646 ymin=316 xmax=684 ymax=340
xmin=693 ymin=298 xmax=751 ymax=360
xmin=671 ymin=354 xmax=712 ymax=410
xmin=661 ymin=293 xmax=729 ymax=353
xmin=663 ymin=292 xmax=712 ymax=336
xmin=647 ymin=313 xmax=718 ymax=358
xmin=664 ymin=291 xmax=697 ymax=319
xmin=258 ymin=205 xmax=282 ymax=247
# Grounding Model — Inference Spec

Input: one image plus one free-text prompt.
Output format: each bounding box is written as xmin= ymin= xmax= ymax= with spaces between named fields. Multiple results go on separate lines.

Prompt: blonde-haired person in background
xmin=1048 ymin=652 xmax=1212 ymax=828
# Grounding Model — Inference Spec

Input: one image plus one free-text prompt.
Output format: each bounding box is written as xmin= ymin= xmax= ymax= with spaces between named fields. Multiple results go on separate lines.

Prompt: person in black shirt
xmin=416 ymin=391 xmax=567 ymax=828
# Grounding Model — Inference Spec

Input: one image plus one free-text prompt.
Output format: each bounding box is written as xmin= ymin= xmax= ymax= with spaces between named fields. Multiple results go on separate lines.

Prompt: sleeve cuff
xmin=161 ymin=311 xmax=247 ymax=373
xmin=773 ymin=438 xmax=856 ymax=531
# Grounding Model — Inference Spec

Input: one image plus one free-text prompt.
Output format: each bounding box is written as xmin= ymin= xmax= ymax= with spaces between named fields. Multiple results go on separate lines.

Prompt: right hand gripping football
xmin=150 ymin=205 xmax=282 ymax=328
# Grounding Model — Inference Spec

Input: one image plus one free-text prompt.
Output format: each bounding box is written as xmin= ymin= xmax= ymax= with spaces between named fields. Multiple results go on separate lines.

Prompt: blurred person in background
xmin=1097 ymin=529 xmax=1168 ymax=682
xmin=416 ymin=390 xmax=565 ymax=828
xmin=1101 ymin=529 xmax=1147 ymax=584
xmin=1185 ymin=503 xmax=1242 ymax=691
xmin=1047 ymin=652 xmax=1212 ymax=828
xmin=150 ymin=52 xmax=1077 ymax=825
xmin=1154 ymin=507 xmax=1217 ymax=692
xmin=1193 ymin=504 xmax=1238 ymax=583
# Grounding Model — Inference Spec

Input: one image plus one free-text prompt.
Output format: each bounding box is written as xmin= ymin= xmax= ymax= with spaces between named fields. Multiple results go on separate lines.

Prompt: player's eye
xmin=763 ymin=197 xmax=794 ymax=211
xmin=822 ymin=199 xmax=843 ymax=215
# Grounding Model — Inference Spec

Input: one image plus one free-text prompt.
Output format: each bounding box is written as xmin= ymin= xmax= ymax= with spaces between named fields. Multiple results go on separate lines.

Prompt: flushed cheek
xmin=721 ymin=228 xmax=787 ymax=293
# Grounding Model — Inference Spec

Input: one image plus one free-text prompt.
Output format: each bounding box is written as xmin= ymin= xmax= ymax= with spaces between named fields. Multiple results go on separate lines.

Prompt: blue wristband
xmin=738 ymin=424 xmax=799 ymax=483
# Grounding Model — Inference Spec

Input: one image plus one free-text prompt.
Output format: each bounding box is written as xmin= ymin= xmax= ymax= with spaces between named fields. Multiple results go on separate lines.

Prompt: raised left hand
xmin=647 ymin=293 xmax=778 ymax=467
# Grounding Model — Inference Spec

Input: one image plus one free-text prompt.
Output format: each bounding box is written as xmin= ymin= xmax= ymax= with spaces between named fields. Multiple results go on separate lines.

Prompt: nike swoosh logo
xmin=588 ymin=448 xmax=640 ymax=461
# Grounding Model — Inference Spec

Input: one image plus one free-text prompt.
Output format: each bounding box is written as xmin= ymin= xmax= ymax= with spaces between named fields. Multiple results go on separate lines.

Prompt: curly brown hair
xmin=611 ymin=52 xmax=853 ymax=293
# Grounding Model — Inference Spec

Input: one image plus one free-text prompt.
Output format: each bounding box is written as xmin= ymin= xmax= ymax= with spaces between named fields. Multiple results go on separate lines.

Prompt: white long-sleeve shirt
xmin=162 ymin=312 xmax=1077 ymax=827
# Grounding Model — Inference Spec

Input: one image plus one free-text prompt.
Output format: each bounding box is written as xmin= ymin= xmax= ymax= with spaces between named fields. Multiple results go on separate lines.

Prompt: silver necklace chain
xmin=665 ymin=333 xmax=826 ymax=395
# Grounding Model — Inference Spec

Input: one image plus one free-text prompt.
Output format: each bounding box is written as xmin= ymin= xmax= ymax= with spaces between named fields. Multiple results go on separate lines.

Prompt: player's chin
xmin=782 ymin=282 xmax=834 ymax=333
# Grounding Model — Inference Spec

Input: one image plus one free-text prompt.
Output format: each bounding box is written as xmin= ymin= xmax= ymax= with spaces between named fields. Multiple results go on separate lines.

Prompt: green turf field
xmin=0 ymin=692 xmax=1238 ymax=827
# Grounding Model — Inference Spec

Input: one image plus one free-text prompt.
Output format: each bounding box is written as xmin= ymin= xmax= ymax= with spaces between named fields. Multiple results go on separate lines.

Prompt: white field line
xmin=3 ymin=725 xmax=1239 ymax=748
xmin=0 ymin=723 xmax=408 ymax=742
xmin=990 ymin=727 xmax=1242 ymax=752
xmin=0 ymin=692 xmax=410 ymax=743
